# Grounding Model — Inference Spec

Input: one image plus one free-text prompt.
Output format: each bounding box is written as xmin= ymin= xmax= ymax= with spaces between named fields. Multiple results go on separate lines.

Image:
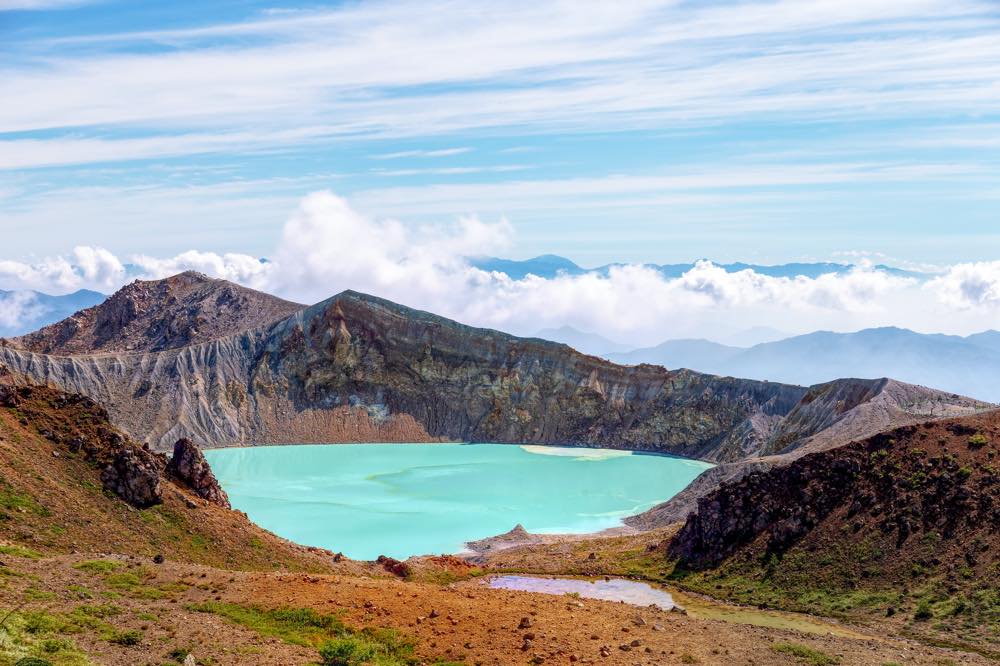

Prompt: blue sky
xmin=2 ymin=0 xmax=1000 ymax=269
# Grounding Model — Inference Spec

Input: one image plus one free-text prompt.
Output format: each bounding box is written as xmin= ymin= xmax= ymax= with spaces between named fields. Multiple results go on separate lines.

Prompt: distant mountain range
xmin=470 ymin=254 xmax=929 ymax=280
xmin=532 ymin=325 xmax=632 ymax=356
xmin=608 ymin=327 xmax=1000 ymax=403
xmin=0 ymin=288 xmax=106 ymax=338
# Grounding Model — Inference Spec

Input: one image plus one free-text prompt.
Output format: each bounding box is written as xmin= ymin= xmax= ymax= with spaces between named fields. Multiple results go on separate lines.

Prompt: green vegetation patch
xmin=188 ymin=603 xmax=345 ymax=647
xmin=0 ymin=545 xmax=42 ymax=560
xmin=968 ymin=433 xmax=989 ymax=449
xmin=190 ymin=602 xmax=423 ymax=666
xmin=71 ymin=560 xmax=121 ymax=575
xmin=0 ymin=480 xmax=48 ymax=521
xmin=104 ymin=629 xmax=142 ymax=647
xmin=0 ymin=608 xmax=92 ymax=666
xmin=771 ymin=642 xmax=840 ymax=665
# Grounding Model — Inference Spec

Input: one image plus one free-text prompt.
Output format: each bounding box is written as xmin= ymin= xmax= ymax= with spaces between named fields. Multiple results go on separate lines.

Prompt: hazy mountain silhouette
xmin=0 ymin=288 xmax=106 ymax=338
xmin=611 ymin=327 xmax=1000 ymax=403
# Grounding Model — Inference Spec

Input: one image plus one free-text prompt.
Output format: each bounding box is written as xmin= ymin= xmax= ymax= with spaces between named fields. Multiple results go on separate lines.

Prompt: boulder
xmin=100 ymin=446 xmax=163 ymax=508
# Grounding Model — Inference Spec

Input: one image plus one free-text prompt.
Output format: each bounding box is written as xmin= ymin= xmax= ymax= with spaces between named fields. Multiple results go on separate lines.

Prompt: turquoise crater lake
xmin=204 ymin=444 xmax=713 ymax=560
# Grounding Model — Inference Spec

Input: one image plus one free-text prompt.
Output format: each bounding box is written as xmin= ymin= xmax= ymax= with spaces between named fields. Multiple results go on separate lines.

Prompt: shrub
xmin=914 ymin=600 xmax=934 ymax=620
xmin=968 ymin=433 xmax=989 ymax=449
xmin=73 ymin=559 xmax=122 ymax=574
xmin=771 ymin=642 xmax=840 ymax=665
xmin=319 ymin=637 xmax=376 ymax=666
xmin=14 ymin=658 xmax=53 ymax=666
xmin=107 ymin=629 xmax=142 ymax=646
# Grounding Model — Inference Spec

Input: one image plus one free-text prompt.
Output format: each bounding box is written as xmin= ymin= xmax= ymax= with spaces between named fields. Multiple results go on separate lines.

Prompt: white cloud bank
xmin=0 ymin=292 xmax=43 ymax=331
xmin=1 ymin=191 xmax=998 ymax=342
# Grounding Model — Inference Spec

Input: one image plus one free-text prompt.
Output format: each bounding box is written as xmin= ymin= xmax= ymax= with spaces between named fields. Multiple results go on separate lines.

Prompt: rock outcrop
xmin=0 ymin=384 xmax=166 ymax=508
xmin=166 ymin=438 xmax=230 ymax=508
xmin=100 ymin=445 xmax=164 ymax=509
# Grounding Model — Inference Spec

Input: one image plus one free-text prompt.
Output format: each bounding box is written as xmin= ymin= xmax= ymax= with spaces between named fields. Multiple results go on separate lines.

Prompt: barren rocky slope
xmin=0 ymin=282 xmax=986 ymax=463
xmin=8 ymin=271 xmax=302 ymax=354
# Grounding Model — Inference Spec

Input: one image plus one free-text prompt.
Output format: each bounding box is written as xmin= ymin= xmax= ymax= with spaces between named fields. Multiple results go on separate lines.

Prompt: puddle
xmin=486 ymin=575 xmax=872 ymax=639
xmin=487 ymin=575 xmax=675 ymax=609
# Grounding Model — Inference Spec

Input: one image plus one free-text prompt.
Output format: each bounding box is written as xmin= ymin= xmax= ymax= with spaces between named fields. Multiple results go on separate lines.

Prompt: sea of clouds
xmin=1 ymin=191 xmax=999 ymax=344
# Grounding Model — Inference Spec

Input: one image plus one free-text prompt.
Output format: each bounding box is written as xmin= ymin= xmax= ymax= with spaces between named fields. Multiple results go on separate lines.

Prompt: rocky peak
xmin=166 ymin=438 xmax=230 ymax=508
xmin=11 ymin=272 xmax=304 ymax=355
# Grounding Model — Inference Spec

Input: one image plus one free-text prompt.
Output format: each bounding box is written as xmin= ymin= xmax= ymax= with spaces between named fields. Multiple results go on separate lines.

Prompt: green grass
xmin=188 ymin=603 xmax=346 ymax=647
xmin=189 ymin=602 xmax=422 ymax=666
xmin=23 ymin=588 xmax=56 ymax=602
xmin=102 ymin=573 xmax=141 ymax=589
xmin=771 ymin=642 xmax=840 ymax=665
xmin=0 ymin=480 xmax=47 ymax=520
xmin=72 ymin=560 xmax=121 ymax=574
xmin=0 ymin=609 xmax=93 ymax=666
xmin=104 ymin=629 xmax=142 ymax=646
xmin=0 ymin=545 xmax=42 ymax=559
xmin=318 ymin=631 xmax=415 ymax=666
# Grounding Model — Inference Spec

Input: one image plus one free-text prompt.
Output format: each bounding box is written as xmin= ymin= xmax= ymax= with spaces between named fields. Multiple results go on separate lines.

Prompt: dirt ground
xmin=0 ymin=550 xmax=989 ymax=666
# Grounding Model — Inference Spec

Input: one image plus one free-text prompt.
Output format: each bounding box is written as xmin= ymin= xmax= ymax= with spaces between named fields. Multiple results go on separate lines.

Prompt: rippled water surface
xmin=205 ymin=443 xmax=712 ymax=560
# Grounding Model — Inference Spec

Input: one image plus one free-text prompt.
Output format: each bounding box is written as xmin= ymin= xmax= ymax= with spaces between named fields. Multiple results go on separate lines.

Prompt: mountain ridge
xmin=0 ymin=274 xmax=990 ymax=533
xmin=666 ymin=409 xmax=1000 ymax=656
xmin=610 ymin=326 xmax=1000 ymax=402
xmin=0 ymin=277 xmax=986 ymax=463
xmin=9 ymin=270 xmax=302 ymax=355
xmin=470 ymin=254 xmax=931 ymax=280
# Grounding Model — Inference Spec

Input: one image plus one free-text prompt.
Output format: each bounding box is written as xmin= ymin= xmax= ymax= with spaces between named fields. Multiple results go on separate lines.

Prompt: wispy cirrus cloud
xmin=0 ymin=0 xmax=93 ymax=10
xmin=3 ymin=0 xmax=1000 ymax=266
xmin=370 ymin=148 xmax=472 ymax=160
xmin=4 ymin=1 xmax=1000 ymax=158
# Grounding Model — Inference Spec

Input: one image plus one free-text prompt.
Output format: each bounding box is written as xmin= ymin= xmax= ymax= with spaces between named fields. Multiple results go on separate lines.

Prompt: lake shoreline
xmin=198 ymin=438 xmax=717 ymax=464
xmin=205 ymin=442 xmax=711 ymax=560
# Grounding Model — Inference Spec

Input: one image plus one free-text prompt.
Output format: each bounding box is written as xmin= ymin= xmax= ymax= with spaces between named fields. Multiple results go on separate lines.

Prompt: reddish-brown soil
xmin=0 ymin=551 xmax=990 ymax=666
xmin=0 ymin=382 xmax=994 ymax=665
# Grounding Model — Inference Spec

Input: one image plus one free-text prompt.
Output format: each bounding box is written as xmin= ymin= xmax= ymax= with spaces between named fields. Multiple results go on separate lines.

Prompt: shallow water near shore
xmin=488 ymin=575 xmax=677 ymax=608
xmin=204 ymin=443 xmax=712 ymax=560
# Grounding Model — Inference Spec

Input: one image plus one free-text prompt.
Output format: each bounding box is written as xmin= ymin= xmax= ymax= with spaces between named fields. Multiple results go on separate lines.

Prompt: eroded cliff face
xmin=258 ymin=293 xmax=809 ymax=460
xmin=0 ymin=289 xmax=988 ymax=468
